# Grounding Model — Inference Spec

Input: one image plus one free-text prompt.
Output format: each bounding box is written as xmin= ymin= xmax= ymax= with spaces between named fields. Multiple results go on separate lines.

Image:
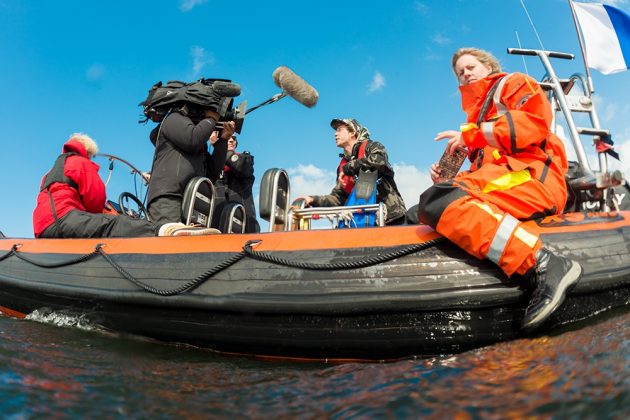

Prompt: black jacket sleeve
xmin=206 ymin=138 xmax=228 ymax=181
xmin=160 ymin=112 xmax=217 ymax=154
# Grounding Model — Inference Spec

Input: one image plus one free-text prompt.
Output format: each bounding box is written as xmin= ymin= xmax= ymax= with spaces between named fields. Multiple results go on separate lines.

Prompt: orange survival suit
xmin=419 ymin=72 xmax=569 ymax=277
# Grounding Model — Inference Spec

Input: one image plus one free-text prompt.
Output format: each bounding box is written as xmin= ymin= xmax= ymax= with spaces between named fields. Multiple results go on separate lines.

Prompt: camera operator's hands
xmin=209 ymin=131 xmax=220 ymax=145
xmin=204 ymin=109 xmax=220 ymax=122
xmin=220 ymin=121 xmax=236 ymax=140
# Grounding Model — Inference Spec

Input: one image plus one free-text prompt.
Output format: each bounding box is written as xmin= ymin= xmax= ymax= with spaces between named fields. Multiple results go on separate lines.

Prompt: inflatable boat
xmin=0 ymin=211 xmax=629 ymax=360
xmin=1 ymin=48 xmax=629 ymax=360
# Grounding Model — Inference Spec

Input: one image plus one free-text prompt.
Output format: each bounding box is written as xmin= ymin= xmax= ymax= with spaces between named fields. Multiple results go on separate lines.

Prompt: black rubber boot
xmin=521 ymin=248 xmax=583 ymax=332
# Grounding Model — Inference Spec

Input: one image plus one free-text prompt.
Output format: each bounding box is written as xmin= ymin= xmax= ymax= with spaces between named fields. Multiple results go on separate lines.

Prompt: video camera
xmin=140 ymin=77 xmax=247 ymax=133
xmin=200 ymin=78 xmax=247 ymax=134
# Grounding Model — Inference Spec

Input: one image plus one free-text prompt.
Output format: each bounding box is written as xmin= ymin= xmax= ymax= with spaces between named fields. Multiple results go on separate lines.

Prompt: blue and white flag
xmin=573 ymin=1 xmax=630 ymax=74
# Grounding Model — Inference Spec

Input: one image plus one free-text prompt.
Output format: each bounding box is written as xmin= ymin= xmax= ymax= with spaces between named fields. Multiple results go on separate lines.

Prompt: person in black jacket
xmin=212 ymin=134 xmax=260 ymax=233
xmin=146 ymin=103 xmax=235 ymax=227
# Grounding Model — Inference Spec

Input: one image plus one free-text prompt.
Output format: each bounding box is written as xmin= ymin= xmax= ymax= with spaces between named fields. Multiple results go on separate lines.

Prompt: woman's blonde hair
xmin=68 ymin=133 xmax=99 ymax=157
xmin=451 ymin=47 xmax=502 ymax=75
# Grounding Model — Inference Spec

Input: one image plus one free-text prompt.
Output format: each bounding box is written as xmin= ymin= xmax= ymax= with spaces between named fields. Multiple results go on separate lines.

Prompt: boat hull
xmin=1 ymin=211 xmax=629 ymax=360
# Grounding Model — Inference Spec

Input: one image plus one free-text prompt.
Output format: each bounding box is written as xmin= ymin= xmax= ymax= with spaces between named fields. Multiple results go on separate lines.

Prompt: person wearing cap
xmin=299 ymin=118 xmax=406 ymax=225
xmin=211 ymin=133 xmax=260 ymax=233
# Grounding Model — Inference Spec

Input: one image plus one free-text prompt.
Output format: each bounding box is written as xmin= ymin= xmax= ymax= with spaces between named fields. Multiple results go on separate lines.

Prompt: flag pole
xmin=568 ymin=0 xmax=595 ymax=93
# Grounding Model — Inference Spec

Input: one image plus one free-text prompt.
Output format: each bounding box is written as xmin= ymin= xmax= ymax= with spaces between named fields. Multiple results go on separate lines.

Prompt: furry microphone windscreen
xmin=272 ymin=66 xmax=319 ymax=108
xmin=213 ymin=81 xmax=241 ymax=97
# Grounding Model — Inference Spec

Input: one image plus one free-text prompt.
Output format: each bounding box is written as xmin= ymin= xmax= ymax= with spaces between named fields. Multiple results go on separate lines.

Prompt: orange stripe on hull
xmin=0 ymin=306 xmax=26 ymax=319
xmin=0 ymin=225 xmax=440 ymax=255
xmin=0 ymin=211 xmax=627 ymax=256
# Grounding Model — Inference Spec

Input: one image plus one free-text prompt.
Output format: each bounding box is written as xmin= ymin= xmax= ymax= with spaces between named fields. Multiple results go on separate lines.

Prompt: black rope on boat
xmin=2 ymin=237 xmax=446 ymax=296
xmin=0 ymin=247 xmax=14 ymax=262
xmin=0 ymin=244 xmax=100 ymax=268
xmin=96 ymin=244 xmax=247 ymax=296
xmin=242 ymin=237 xmax=446 ymax=270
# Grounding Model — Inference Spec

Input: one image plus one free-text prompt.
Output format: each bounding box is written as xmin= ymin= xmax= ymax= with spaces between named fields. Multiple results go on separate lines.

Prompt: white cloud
xmin=607 ymin=136 xmax=630 ymax=174
xmin=180 ymin=0 xmax=207 ymax=12
xmin=287 ymin=164 xmax=336 ymax=199
xmin=431 ymin=33 xmax=452 ymax=46
xmin=86 ymin=63 xmax=105 ymax=82
xmin=393 ymin=163 xmax=433 ymax=208
xmin=367 ymin=71 xmax=386 ymax=94
xmin=593 ymin=94 xmax=630 ymax=125
xmin=413 ymin=1 xmax=429 ymax=14
xmin=190 ymin=45 xmax=214 ymax=78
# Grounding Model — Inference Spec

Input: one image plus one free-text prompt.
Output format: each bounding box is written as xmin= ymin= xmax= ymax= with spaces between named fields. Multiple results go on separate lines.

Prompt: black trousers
xmin=147 ymin=196 xmax=182 ymax=227
xmin=40 ymin=210 xmax=156 ymax=238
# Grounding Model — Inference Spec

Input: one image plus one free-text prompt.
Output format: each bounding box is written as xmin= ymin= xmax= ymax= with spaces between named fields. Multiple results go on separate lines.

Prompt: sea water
xmin=1 ymin=309 xmax=629 ymax=418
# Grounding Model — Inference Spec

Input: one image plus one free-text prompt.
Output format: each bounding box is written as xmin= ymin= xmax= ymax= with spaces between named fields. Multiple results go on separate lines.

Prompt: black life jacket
xmin=41 ymin=152 xmax=80 ymax=192
xmin=40 ymin=152 xmax=80 ymax=234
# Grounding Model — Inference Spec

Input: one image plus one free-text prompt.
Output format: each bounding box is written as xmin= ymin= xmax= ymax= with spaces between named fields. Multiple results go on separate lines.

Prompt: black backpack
xmin=140 ymin=78 xmax=241 ymax=122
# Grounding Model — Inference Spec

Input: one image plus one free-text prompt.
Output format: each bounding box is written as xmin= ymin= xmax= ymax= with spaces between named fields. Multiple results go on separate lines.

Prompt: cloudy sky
xmin=1 ymin=0 xmax=629 ymax=236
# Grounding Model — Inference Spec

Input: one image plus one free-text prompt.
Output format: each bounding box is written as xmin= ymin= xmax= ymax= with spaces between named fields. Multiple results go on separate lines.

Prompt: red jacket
xmin=32 ymin=140 xmax=106 ymax=237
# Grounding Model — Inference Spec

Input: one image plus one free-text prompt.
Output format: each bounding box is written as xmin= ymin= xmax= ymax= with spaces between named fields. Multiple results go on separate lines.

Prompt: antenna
xmin=515 ymin=31 xmax=530 ymax=75
xmin=519 ymin=0 xmax=546 ymax=50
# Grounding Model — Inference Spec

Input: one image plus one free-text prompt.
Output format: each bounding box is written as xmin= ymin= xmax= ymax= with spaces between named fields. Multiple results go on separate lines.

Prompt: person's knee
xmin=418 ymin=183 xmax=468 ymax=228
xmin=405 ymin=204 xmax=420 ymax=225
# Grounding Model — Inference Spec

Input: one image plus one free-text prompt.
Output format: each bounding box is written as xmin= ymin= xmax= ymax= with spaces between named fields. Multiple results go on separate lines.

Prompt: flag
xmin=573 ymin=1 xmax=630 ymax=74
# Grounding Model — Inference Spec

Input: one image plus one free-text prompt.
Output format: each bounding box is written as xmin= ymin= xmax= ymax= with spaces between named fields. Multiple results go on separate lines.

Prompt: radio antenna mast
xmin=515 ymin=31 xmax=530 ymax=75
xmin=519 ymin=0 xmax=546 ymax=50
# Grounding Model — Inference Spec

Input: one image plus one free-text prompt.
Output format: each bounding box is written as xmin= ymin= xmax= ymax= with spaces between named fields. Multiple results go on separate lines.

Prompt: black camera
xmin=200 ymin=79 xmax=247 ymax=134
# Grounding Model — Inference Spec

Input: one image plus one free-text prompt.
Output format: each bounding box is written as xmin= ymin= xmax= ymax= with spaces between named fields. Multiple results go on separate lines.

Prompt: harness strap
xmin=41 ymin=152 xmax=80 ymax=236
xmin=338 ymin=141 xmax=369 ymax=194
xmin=476 ymin=75 xmax=508 ymax=127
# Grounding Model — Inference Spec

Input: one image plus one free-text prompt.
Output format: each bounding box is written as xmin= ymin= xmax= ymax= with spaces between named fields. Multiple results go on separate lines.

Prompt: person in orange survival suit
xmin=418 ymin=47 xmax=583 ymax=332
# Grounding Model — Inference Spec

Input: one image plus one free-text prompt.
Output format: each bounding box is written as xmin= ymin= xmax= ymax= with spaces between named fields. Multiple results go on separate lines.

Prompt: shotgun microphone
xmin=272 ymin=66 xmax=319 ymax=108
xmin=244 ymin=66 xmax=320 ymax=116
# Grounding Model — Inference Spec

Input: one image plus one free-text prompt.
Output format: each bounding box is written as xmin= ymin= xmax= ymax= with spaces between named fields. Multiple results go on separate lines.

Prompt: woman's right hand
xmin=435 ymin=130 xmax=465 ymax=155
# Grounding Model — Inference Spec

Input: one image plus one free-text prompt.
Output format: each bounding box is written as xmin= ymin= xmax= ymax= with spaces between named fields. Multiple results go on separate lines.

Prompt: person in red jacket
xmin=418 ymin=48 xmax=582 ymax=331
xmin=33 ymin=133 xmax=158 ymax=238
xmin=35 ymin=133 xmax=221 ymax=238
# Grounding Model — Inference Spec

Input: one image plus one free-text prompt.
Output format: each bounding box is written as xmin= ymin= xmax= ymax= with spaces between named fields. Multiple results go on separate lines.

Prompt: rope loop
xmin=242 ymin=237 xmax=446 ymax=271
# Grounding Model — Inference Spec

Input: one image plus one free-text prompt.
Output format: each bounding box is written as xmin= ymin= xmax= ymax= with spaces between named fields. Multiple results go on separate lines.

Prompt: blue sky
xmin=1 ymin=0 xmax=629 ymax=237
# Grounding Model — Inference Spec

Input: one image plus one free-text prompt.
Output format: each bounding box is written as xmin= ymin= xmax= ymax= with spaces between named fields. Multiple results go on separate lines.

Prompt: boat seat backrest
xmin=259 ymin=168 xmax=291 ymax=231
xmin=181 ymin=177 xmax=215 ymax=227
xmin=217 ymin=202 xmax=246 ymax=234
